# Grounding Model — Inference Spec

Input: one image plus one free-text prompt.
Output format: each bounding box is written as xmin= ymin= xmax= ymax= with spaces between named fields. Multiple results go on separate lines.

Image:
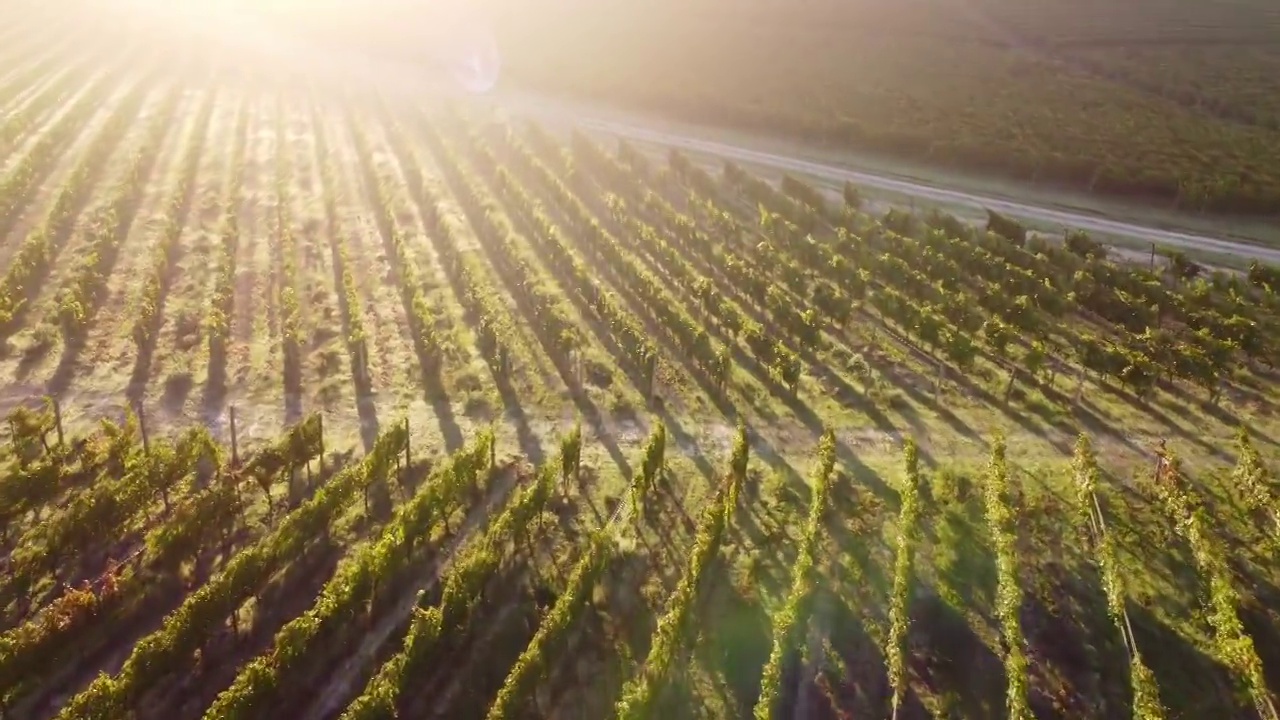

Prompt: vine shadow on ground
xmin=1129 ymin=600 xmax=1260 ymax=719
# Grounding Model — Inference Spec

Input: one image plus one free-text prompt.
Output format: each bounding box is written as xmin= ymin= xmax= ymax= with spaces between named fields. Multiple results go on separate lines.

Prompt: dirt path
xmin=791 ymin=590 xmax=835 ymax=720
xmin=0 ymin=35 xmax=82 ymax=122
xmin=278 ymin=102 xmax=325 ymax=421
xmin=57 ymin=90 xmax=200 ymax=403
xmin=0 ymin=69 xmax=134 ymax=269
xmin=227 ymin=97 xmax=276 ymax=421
xmin=0 ymin=62 xmax=80 ymax=152
xmin=408 ymin=123 xmax=567 ymax=401
xmin=143 ymin=97 xmax=246 ymax=431
xmin=303 ymin=107 xmax=380 ymax=449
xmin=354 ymin=120 xmax=470 ymax=404
xmin=321 ymin=113 xmax=405 ymax=406
xmin=422 ymin=598 xmax=524 ymax=719
xmin=21 ymin=81 xmax=166 ymax=319
xmin=297 ymin=463 xmax=524 ymax=720
xmin=418 ymin=464 xmax=644 ymax=718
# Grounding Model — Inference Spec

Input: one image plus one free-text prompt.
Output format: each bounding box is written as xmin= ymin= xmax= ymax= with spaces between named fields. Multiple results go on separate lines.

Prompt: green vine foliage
xmin=886 ymin=438 xmax=922 ymax=719
xmin=1072 ymin=436 xmax=1166 ymax=720
xmin=985 ymin=437 xmax=1032 ymax=720
xmin=613 ymin=451 xmax=743 ymax=720
xmin=754 ymin=430 xmax=835 ymax=720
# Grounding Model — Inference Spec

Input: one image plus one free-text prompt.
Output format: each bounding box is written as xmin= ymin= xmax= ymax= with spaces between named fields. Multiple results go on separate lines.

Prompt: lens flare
xmin=448 ymin=25 xmax=501 ymax=94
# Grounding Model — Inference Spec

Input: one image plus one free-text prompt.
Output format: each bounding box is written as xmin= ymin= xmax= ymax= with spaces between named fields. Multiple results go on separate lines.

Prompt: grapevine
xmin=309 ymin=102 xmax=372 ymax=389
xmin=0 ymin=58 xmax=89 ymax=150
xmin=273 ymin=97 xmax=304 ymax=401
xmin=55 ymin=425 xmax=409 ymax=720
xmin=487 ymin=422 xmax=664 ymax=719
xmin=612 ymin=439 xmax=746 ymax=720
xmin=0 ymin=63 xmax=118 ymax=237
xmin=203 ymin=429 xmax=495 ymax=720
xmin=0 ymin=77 xmax=151 ymax=330
xmin=1149 ymin=451 xmax=1277 ymax=720
xmin=203 ymin=103 xmax=251 ymax=372
xmin=985 ymin=437 xmax=1032 ymax=720
xmin=493 ymin=123 xmax=729 ymax=391
xmin=1072 ymin=436 xmax=1165 ymax=719
xmin=345 ymin=110 xmax=449 ymax=382
xmin=130 ymin=88 xmax=218 ymax=349
xmin=55 ymin=82 xmax=184 ymax=339
xmin=0 ymin=426 xmax=221 ymax=707
xmin=339 ymin=436 xmax=561 ymax=720
xmin=484 ymin=530 xmax=615 ymax=720
xmin=886 ymin=438 xmax=922 ymax=719
xmin=754 ymin=430 xmax=835 ymax=720
xmin=1232 ymin=429 xmax=1278 ymax=542
xmin=463 ymin=129 xmax=665 ymax=392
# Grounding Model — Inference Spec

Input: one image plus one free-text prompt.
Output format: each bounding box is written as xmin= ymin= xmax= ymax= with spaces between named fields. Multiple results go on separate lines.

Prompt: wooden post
xmin=1149 ymin=242 xmax=1156 ymax=270
xmin=403 ymin=417 xmax=411 ymax=468
xmin=137 ymin=404 xmax=150 ymax=455
xmin=229 ymin=405 xmax=239 ymax=466
xmin=646 ymin=356 xmax=656 ymax=402
xmin=53 ymin=398 xmax=64 ymax=448
xmin=318 ymin=413 xmax=325 ymax=476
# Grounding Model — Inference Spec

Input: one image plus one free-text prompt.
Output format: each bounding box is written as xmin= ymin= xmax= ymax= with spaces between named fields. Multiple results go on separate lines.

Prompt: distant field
xmin=485 ymin=0 xmax=1280 ymax=215
xmin=1 ymin=4 xmax=1280 ymax=720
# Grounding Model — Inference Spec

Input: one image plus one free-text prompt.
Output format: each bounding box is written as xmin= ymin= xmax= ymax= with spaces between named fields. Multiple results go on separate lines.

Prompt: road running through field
xmin=499 ymin=96 xmax=1280 ymax=266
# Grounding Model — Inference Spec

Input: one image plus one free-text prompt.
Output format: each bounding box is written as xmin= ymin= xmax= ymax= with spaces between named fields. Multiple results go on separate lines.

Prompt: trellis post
xmin=53 ymin=398 xmax=64 ymax=447
xmin=137 ymin=403 xmax=150 ymax=455
xmin=229 ymin=405 xmax=239 ymax=466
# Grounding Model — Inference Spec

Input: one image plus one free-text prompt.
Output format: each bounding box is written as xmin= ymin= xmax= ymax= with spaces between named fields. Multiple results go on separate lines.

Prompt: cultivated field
xmin=487 ymin=0 xmax=1280 ymax=215
xmin=2 ymin=5 xmax=1280 ymax=720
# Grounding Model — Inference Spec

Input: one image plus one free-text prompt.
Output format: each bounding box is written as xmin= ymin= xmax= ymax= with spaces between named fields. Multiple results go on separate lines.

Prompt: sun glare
xmin=93 ymin=0 xmax=502 ymax=94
